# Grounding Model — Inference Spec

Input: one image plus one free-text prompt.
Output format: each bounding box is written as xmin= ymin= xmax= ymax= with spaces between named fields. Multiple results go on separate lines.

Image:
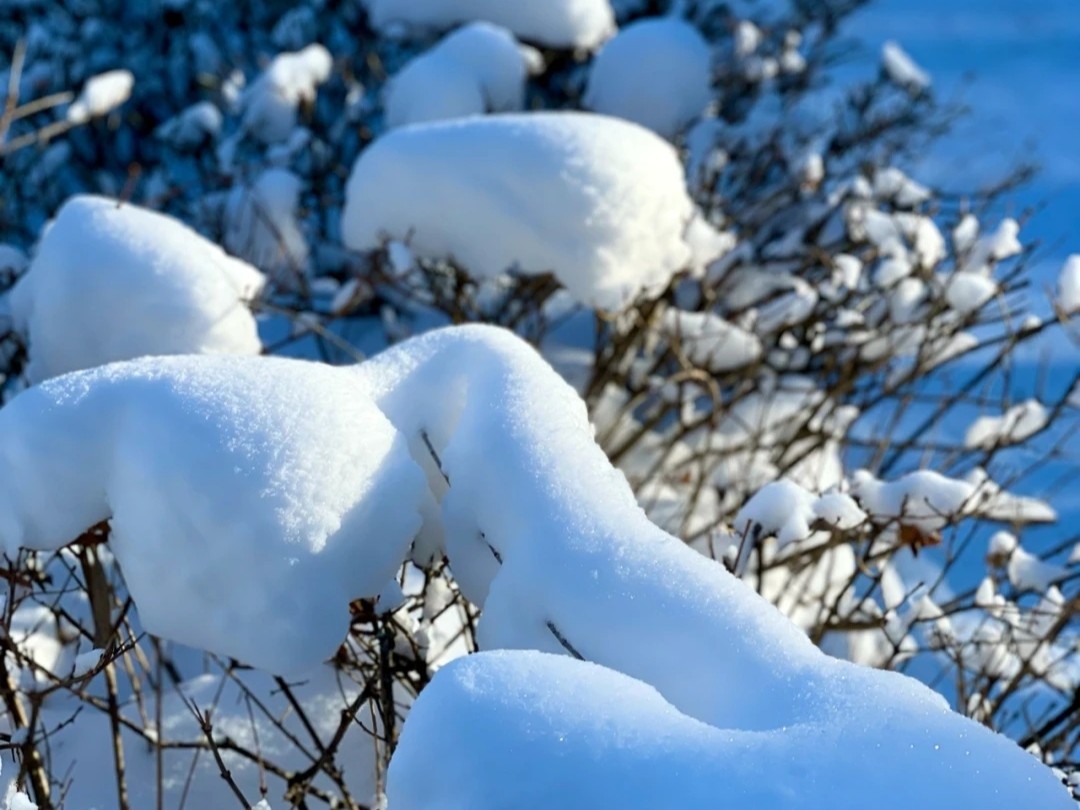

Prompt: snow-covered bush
xmin=0 ymin=0 xmax=1077 ymax=807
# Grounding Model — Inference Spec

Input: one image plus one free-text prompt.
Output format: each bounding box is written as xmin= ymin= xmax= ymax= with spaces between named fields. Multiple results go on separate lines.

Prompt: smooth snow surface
xmin=0 ymin=354 xmax=428 ymax=674
xmin=385 ymin=23 xmax=530 ymax=129
xmin=343 ymin=113 xmax=723 ymax=310
xmin=346 ymin=326 xmax=1068 ymax=808
xmin=11 ymin=195 xmax=264 ymax=381
xmin=584 ymin=17 xmax=712 ymax=138
xmin=390 ymin=650 xmax=1069 ymax=808
xmin=360 ymin=0 xmax=615 ymax=49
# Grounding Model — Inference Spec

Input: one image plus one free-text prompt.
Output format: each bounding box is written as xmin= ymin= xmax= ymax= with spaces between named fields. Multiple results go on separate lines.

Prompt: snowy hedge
xmin=0 ymin=0 xmax=1077 ymax=808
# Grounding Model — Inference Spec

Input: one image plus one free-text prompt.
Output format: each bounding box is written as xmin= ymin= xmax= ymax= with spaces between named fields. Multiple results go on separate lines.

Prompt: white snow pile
xmin=881 ymin=40 xmax=930 ymax=93
xmin=239 ymin=44 xmax=332 ymax=143
xmin=964 ymin=399 xmax=1048 ymax=449
xmin=349 ymin=327 xmax=1066 ymax=809
xmin=360 ymin=0 xmax=616 ymax=49
xmin=0 ymin=354 xmax=428 ymax=675
xmin=662 ymin=309 xmax=762 ymax=372
xmin=343 ymin=113 xmax=729 ymax=310
xmin=1058 ymin=254 xmax=1080 ymax=314
xmin=989 ymin=532 xmax=1070 ymax=594
xmin=384 ymin=22 xmax=535 ymax=129
xmin=224 ymin=168 xmax=310 ymax=286
xmin=584 ymin=17 xmax=712 ymax=138
xmin=0 ymin=324 xmax=1070 ymax=805
xmin=10 ymin=195 xmax=264 ymax=382
xmin=66 ymin=69 xmax=134 ymax=124
xmin=389 ymin=648 xmax=1068 ymax=809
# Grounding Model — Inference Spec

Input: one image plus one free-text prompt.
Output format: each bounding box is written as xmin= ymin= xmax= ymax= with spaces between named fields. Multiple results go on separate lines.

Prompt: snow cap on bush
xmin=343 ymin=112 xmax=729 ymax=310
xmin=11 ymin=195 xmax=264 ymax=382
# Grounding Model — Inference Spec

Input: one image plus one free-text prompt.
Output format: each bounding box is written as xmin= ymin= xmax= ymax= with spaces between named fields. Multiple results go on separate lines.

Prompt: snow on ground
xmin=384 ymin=22 xmax=533 ymax=129
xmin=10 ymin=195 xmax=264 ymax=382
xmin=0 ymin=353 xmax=428 ymax=674
xmin=389 ymin=649 xmax=1068 ymax=809
xmin=343 ymin=113 xmax=728 ymax=310
xmin=360 ymin=0 xmax=616 ymax=49
xmin=584 ymin=17 xmax=712 ymax=138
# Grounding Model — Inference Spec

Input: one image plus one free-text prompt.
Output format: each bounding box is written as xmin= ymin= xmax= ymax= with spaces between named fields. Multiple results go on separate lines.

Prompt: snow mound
xmin=0 ymin=354 xmax=428 ymax=674
xmin=11 ymin=195 xmax=264 ymax=382
xmin=240 ymin=44 xmax=332 ymax=143
xmin=355 ymin=324 xmax=1062 ymax=805
xmin=385 ymin=22 xmax=532 ymax=129
xmin=361 ymin=0 xmax=615 ymax=49
xmin=343 ymin=113 xmax=724 ymax=310
xmin=584 ymin=17 xmax=711 ymax=138
xmin=66 ymin=69 xmax=134 ymax=124
xmin=390 ymin=651 xmax=1070 ymax=809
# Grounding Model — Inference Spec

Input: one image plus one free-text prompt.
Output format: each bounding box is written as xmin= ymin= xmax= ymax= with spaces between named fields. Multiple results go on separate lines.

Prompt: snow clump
xmin=10 ymin=195 xmax=265 ymax=382
xmin=66 ymin=69 xmax=134 ymax=124
xmin=584 ymin=17 xmax=712 ymax=138
xmin=239 ymin=44 xmax=332 ymax=143
xmin=360 ymin=0 xmax=616 ymax=49
xmin=385 ymin=22 xmax=536 ymax=129
xmin=343 ymin=113 xmax=728 ymax=310
xmin=0 ymin=354 xmax=428 ymax=675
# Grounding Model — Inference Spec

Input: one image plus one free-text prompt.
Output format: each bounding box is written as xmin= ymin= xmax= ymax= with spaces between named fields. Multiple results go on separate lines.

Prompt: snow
xmin=154 ymin=101 xmax=223 ymax=150
xmin=964 ymin=399 xmax=1048 ymax=449
xmin=240 ymin=44 xmax=332 ymax=143
xmin=662 ymin=309 xmax=762 ymax=372
xmin=944 ymin=271 xmax=997 ymax=314
xmin=850 ymin=469 xmax=973 ymax=534
xmin=389 ymin=650 xmax=1071 ymax=809
xmin=343 ymin=113 xmax=725 ymax=310
xmin=385 ymin=23 xmax=531 ymax=130
xmin=66 ymin=69 xmax=133 ymax=124
xmin=1057 ymin=254 xmax=1080 ymax=313
xmin=11 ymin=195 xmax=264 ymax=382
xmin=584 ymin=17 xmax=712 ymax=139
xmin=2 ymin=783 xmax=36 ymax=810
xmin=224 ymin=168 xmax=309 ymax=287
xmin=349 ymin=325 xmax=1060 ymax=807
xmin=881 ymin=40 xmax=930 ymax=93
xmin=0 ymin=354 xmax=428 ymax=675
xmin=360 ymin=0 xmax=616 ymax=49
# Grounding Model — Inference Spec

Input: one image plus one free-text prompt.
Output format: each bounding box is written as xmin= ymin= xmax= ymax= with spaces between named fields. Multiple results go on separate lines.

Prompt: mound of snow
xmin=11 ymin=195 xmax=264 ymax=382
xmin=385 ymin=22 xmax=532 ymax=129
xmin=389 ymin=650 xmax=1070 ymax=809
xmin=584 ymin=17 xmax=711 ymax=138
xmin=0 ymin=354 xmax=428 ymax=674
xmin=343 ymin=113 xmax=726 ymax=310
xmin=964 ymin=399 xmax=1048 ymax=449
xmin=361 ymin=0 xmax=615 ymax=49
xmin=66 ymin=69 xmax=134 ymax=124
xmin=224 ymin=168 xmax=309 ymax=287
xmin=1058 ymin=254 xmax=1080 ymax=313
xmin=240 ymin=44 xmax=332 ymax=143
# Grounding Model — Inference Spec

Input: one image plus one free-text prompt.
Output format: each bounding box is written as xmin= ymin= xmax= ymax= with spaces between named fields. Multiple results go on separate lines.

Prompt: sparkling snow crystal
xmin=11 ymin=195 xmax=264 ymax=381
